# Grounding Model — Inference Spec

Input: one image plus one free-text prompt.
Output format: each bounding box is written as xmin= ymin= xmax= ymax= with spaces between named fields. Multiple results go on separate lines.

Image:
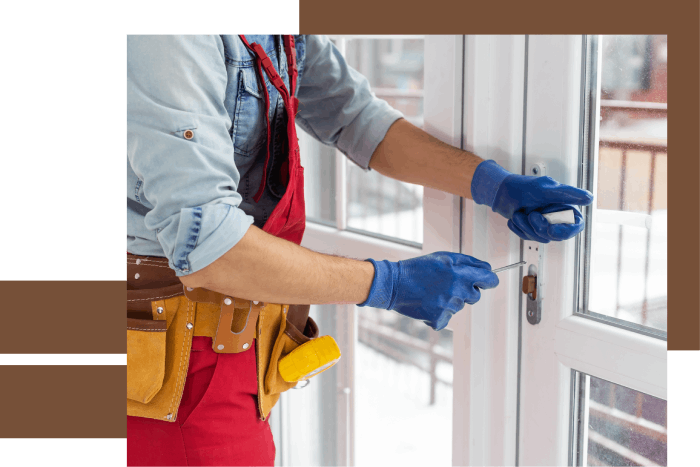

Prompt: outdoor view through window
xmin=586 ymin=35 xmax=668 ymax=333
xmin=345 ymin=38 xmax=425 ymax=245
xmin=580 ymin=34 xmax=668 ymax=467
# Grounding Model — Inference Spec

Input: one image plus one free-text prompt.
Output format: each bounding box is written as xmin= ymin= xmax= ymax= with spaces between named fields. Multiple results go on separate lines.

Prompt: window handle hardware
xmin=523 ymin=272 xmax=542 ymax=325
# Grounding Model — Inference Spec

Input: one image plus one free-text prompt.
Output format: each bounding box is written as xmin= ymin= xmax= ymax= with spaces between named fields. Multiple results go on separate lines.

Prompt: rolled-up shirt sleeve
xmin=295 ymin=35 xmax=404 ymax=171
xmin=127 ymin=35 xmax=254 ymax=276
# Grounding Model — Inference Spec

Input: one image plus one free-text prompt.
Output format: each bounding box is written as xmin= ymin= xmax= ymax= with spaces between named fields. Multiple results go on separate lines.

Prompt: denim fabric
xmin=128 ymin=35 xmax=403 ymax=276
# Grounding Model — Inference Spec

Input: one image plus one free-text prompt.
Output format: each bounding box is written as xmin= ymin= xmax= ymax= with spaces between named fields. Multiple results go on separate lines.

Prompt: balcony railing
xmin=597 ymin=101 xmax=667 ymax=329
xmin=357 ymin=310 xmax=452 ymax=406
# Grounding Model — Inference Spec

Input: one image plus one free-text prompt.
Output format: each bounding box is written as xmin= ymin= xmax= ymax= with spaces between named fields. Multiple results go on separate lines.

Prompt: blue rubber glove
xmin=357 ymin=252 xmax=499 ymax=331
xmin=471 ymin=160 xmax=594 ymax=243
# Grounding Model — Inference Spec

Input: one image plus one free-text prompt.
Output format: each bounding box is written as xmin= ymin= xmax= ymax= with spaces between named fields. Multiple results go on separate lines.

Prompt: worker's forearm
xmin=179 ymin=225 xmax=375 ymax=305
xmin=369 ymin=118 xmax=484 ymax=199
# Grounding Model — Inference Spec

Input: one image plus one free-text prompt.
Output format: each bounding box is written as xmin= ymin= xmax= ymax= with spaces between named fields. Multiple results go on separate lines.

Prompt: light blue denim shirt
xmin=127 ymin=35 xmax=403 ymax=276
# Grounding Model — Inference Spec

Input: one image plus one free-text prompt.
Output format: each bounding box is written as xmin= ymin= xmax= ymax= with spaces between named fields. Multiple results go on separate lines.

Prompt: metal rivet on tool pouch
xmin=186 ymin=287 xmax=193 ymax=291
xmin=165 ymin=413 xmax=172 ymax=420
xmin=217 ymin=344 xmax=224 ymax=350
xmin=186 ymin=323 xmax=193 ymax=330
xmin=157 ymin=307 xmax=163 ymax=314
xmin=253 ymin=301 xmax=259 ymax=305
xmin=136 ymin=259 xmax=141 ymax=265
xmin=224 ymin=298 xmax=232 ymax=306
xmin=134 ymin=273 xmax=140 ymax=279
xmin=243 ymin=343 xmax=249 ymax=350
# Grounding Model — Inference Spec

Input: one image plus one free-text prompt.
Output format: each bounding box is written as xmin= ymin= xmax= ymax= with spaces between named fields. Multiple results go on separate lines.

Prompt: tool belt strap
xmin=127 ymin=254 xmax=311 ymax=352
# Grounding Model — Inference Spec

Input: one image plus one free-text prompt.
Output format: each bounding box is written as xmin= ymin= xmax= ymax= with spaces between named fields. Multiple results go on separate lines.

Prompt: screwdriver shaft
xmin=492 ymin=261 xmax=527 ymax=274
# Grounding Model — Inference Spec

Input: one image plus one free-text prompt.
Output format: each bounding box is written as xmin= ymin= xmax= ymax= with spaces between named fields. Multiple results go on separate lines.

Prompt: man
xmin=127 ymin=35 xmax=592 ymax=466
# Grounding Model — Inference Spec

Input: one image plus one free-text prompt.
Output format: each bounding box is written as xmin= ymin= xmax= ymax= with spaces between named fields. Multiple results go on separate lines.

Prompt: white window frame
xmin=454 ymin=35 xmax=528 ymax=467
xmin=455 ymin=34 xmax=667 ymax=467
xmin=274 ymin=35 xmax=464 ymax=467
xmin=511 ymin=35 xmax=667 ymax=466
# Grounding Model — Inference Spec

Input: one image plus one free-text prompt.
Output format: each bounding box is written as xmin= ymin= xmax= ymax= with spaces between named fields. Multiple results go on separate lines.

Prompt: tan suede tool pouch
xmin=127 ymin=317 xmax=166 ymax=403
xmin=259 ymin=305 xmax=318 ymax=417
xmin=126 ymin=255 xmax=193 ymax=422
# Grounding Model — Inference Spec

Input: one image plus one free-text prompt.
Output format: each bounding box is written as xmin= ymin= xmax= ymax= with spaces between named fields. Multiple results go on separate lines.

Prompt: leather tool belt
xmin=126 ymin=254 xmax=318 ymax=422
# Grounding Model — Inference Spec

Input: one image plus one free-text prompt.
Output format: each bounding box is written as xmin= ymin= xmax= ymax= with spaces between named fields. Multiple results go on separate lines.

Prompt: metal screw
xmin=134 ymin=273 xmax=140 ymax=280
xmin=243 ymin=343 xmax=249 ymax=350
xmin=136 ymin=259 xmax=141 ymax=265
xmin=528 ymin=310 xmax=533 ymax=317
xmin=157 ymin=307 xmax=163 ymax=314
xmin=224 ymin=298 xmax=232 ymax=306
xmin=186 ymin=323 xmax=193 ymax=330
xmin=217 ymin=344 xmax=224 ymax=350
xmin=532 ymin=167 xmax=539 ymax=175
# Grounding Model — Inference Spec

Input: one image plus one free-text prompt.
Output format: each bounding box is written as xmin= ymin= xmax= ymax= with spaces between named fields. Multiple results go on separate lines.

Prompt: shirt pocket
xmin=231 ymin=67 xmax=267 ymax=158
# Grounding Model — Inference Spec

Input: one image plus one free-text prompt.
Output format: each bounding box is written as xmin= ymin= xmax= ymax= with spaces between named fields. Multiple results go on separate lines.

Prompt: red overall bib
xmin=128 ymin=35 xmax=305 ymax=467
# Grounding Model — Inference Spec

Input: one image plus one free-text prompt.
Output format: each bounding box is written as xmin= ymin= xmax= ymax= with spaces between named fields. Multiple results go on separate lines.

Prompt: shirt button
xmin=183 ymin=130 xmax=194 ymax=140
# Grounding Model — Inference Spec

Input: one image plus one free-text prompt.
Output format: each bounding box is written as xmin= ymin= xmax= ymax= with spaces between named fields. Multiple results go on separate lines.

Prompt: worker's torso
xmin=127 ymin=35 xmax=307 ymax=256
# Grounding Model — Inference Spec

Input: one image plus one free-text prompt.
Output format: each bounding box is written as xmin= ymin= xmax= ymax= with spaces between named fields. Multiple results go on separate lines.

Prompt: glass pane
xmin=583 ymin=35 xmax=667 ymax=332
xmin=355 ymin=306 xmax=452 ymax=466
xmin=344 ymin=37 xmax=425 ymax=244
xmin=580 ymin=375 xmax=667 ymax=466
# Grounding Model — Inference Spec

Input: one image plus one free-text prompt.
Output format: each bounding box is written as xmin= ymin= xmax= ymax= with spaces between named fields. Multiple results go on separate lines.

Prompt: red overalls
xmin=127 ymin=35 xmax=305 ymax=466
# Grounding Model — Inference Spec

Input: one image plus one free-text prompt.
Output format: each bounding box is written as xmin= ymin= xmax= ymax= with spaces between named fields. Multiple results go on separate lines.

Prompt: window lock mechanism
xmin=522 ymin=269 xmax=542 ymax=325
xmin=522 ymin=275 xmax=537 ymax=300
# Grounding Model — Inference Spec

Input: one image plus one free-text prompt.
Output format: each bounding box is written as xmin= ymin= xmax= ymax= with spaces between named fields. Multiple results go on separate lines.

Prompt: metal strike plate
xmin=524 ymin=161 xmax=546 ymax=325
xmin=524 ymin=250 xmax=543 ymax=325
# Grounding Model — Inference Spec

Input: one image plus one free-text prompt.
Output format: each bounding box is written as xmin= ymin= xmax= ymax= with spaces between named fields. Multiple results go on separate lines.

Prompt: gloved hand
xmin=357 ymin=252 xmax=499 ymax=331
xmin=471 ymin=160 xmax=594 ymax=243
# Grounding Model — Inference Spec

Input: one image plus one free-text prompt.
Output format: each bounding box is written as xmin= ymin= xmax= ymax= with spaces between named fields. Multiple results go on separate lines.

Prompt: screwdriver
xmin=491 ymin=261 xmax=527 ymax=274
xmin=489 ymin=211 xmax=574 ymax=274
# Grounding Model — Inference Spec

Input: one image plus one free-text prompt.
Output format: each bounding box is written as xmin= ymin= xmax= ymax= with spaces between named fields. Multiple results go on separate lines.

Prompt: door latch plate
xmin=524 ymin=244 xmax=544 ymax=325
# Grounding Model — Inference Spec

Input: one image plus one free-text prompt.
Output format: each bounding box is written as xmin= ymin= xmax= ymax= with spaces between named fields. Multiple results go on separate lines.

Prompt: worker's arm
xmin=172 ymin=35 xmax=380 ymax=303
xmin=369 ymin=118 xmax=594 ymax=243
xmin=179 ymin=35 xmax=499 ymax=330
xmin=180 ymin=224 xmax=375 ymax=305
xmin=128 ymin=36 xmax=255 ymax=276
xmin=178 ymin=35 xmax=499 ymax=331
xmin=369 ymin=118 xmax=483 ymax=200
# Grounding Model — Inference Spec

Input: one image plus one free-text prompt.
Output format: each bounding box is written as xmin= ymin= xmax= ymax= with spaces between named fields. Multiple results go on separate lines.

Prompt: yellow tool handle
xmin=278 ymin=335 xmax=341 ymax=382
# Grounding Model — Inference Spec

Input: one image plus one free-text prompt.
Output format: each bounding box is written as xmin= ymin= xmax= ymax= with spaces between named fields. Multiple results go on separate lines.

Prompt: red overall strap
xmin=282 ymin=35 xmax=298 ymax=99
xmin=239 ymin=35 xmax=299 ymax=202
